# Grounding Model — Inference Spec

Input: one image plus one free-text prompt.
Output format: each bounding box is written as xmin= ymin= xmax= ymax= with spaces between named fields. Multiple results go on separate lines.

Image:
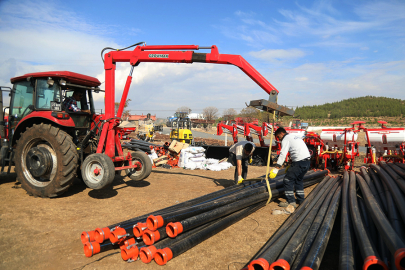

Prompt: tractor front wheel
xmin=81 ymin=153 xmax=115 ymax=189
xmin=15 ymin=124 xmax=79 ymax=197
xmin=125 ymin=151 xmax=152 ymax=181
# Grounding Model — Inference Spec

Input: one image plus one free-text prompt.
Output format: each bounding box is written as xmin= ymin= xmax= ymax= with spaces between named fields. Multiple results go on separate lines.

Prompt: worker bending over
xmin=270 ymin=127 xmax=310 ymax=208
xmin=228 ymin=141 xmax=255 ymax=185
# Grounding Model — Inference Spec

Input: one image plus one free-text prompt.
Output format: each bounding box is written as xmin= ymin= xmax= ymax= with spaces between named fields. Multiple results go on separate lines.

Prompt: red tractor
xmin=0 ymin=43 xmax=293 ymax=197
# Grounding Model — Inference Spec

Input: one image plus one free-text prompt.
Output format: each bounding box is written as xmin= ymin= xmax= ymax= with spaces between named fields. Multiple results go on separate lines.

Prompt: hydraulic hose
xmin=380 ymin=161 xmax=405 ymax=194
xmin=243 ymin=174 xmax=331 ymax=267
xmin=297 ymin=182 xmax=342 ymax=270
xmin=350 ymin=172 xmax=387 ymax=270
xmin=270 ymin=179 xmax=341 ymax=270
xmin=154 ymin=202 xmax=265 ymax=265
xmin=355 ymin=173 xmax=405 ymax=270
xmin=370 ymin=163 xmax=405 ymax=223
xmin=248 ymin=176 xmax=339 ymax=270
xmin=337 ymin=170 xmax=355 ymax=270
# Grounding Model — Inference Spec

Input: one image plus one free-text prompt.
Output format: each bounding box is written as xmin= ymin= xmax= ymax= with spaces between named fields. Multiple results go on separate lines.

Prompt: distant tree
xmin=203 ymin=106 xmax=219 ymax=121
xmin=239 ymin=107 xmax=260 ymax=123
xmin=115 ymin=99 xmax=132 ymax=119
xmin=176 ymin=106 xmax=192 ymax=114
xmin=222 ymin=108 xmax=237 ymax=121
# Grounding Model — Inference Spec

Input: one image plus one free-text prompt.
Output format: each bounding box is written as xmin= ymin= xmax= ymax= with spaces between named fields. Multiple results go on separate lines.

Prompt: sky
xmin=0 ymin=0 xmax=404 ymax=118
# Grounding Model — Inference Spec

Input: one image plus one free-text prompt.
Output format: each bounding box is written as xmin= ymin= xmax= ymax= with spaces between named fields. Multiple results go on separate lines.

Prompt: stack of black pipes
xmin=339 ymin=161 xmax=405 ymax=270
xmin=243 ymin=161 xmax=405 ymax=270
xmin=80 ymin=169 xmax=328 ymax=265
xmin=121 ymin=139 xmax=162 ymax=154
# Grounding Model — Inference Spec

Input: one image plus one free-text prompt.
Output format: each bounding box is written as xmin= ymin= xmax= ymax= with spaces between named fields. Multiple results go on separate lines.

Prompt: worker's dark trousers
xmin=283 ymin=159 xmax=310 ymax=204
xmin=228 ymin=153 xmax=249 ymax=185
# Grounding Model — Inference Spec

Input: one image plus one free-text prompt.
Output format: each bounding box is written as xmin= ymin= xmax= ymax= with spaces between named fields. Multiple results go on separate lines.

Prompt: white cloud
xmin=249 ymin=49 xmax=306 ymax=62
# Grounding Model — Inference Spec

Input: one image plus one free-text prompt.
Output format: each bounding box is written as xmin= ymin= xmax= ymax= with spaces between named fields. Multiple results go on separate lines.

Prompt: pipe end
xmin=133 ymin=222 xmax=147 ymax=238
xmin=119 ymin=238 xmax=136 ymax=250
xmin=143 ymin=229 xmax=160 ymax=245
xmin=364 ymin=256 xmax=388 ymax=270
xmin=269 ymin=259 xmax=290 ymax=270
xmin=83 ymin=241 xmax=100 ymax=258
xmin=395 ymin=248 xmax=405 ymax=270
xmin=109 ymin=227 xmax=126 ymax=243
xmin=166 ymin=222 xmax=183 ymax=238
xmin=146 ymin=215 xmax=164 ymax=231
xmin=81 ymin=230 xmax=96 ymax=244
xmin=94 ymin=227 xmax=110 ymax=243
xmin=248 ymin=258 xmax=270 ymax=270
xmin=121 ymin=245 xmax=139 ymax=261
xmin=155 ymin=247 xmax=173 ymax=266
xmin=140 ymin=245 xmax=157 ymax=263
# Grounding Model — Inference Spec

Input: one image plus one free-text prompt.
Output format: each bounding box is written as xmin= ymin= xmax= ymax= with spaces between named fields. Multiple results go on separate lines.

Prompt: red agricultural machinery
xmin=0 ymin=43 xmax=293 ymax=197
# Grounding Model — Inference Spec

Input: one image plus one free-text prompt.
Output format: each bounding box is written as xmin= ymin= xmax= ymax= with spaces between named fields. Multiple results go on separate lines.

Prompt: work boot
xmin=279 ymin=202 xmax=297 ymax=208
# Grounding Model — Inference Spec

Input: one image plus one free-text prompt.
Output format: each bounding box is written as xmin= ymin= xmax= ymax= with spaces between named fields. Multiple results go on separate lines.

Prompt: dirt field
xmin=0 ymin=162 xmax=328 ymax=270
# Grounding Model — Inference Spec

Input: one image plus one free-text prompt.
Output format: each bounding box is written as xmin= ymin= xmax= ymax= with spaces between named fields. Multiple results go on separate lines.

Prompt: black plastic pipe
xmin=350 ymin=173 xmax=387 ymax=269
xmin=296 ymin=182 xmax=342 ymax=270
xmin=147 ymin=171 xmax=327 ymax=231
xmin=247 ymin=176 xmax=339 ymax=270
xmin=142 ymin=226 xmax=169 ymax=245
xmin=243 ymin=175 xmax=331 ymax=267
xmin=388 ymin=162 xmax=405 ymax=179
xmin=85 ymin=175 xmax=275 ymax=243
xmin=357 ymin=196 xmax=378 ymax=254
xmin=396 ymin=162 xmax=405 ymax=170
xmin=379 ymin=173 xmax=405 ymax=243
xmin=154 ymin=202 xmax=265 ymax=265
xmin=138 ymin=219 xmax=217 ymax=263
xmin=360 ymin=167 xmax=384 ymax=212
xmin=355 ymin=173 xmax=405 ymax=270
xmin=370 ymin=163 xmax=405 ymax=223
xmin=270 ymin=179 xmax=341 ymax=270
xmin=337 ymin=170 xmax=356 ymax=270
xmin=166 ymin=177 xmax=323 ymax=239
xmin=367 ymin=169 xmax=388 ymax=214
xmin=380 ymin=161 xmax=405 ymax=194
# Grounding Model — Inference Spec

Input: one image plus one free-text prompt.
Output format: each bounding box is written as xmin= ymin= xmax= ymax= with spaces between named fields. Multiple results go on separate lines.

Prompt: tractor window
xmin=36 ymin=79 xmax=61 ymax=110
xmin=11 ymin=81 xmax=34 ymax=121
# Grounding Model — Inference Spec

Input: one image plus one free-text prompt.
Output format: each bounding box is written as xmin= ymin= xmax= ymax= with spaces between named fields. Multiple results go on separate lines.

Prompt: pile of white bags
xmin=178 ymin=146 xmax=232 ymax=171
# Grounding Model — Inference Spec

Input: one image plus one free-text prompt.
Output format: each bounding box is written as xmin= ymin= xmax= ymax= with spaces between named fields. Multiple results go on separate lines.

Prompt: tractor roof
xmin=10 ymin=71 xmax=101 ymax=87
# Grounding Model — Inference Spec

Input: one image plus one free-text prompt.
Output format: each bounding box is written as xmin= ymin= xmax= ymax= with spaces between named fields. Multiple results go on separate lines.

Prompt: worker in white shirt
xmin=228 ymin=141 xmax=256 ymax=185
xmin=269 ymin=127 xmax=310 ymax=208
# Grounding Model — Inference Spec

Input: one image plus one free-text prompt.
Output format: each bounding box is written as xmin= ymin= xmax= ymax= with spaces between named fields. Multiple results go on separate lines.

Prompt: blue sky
xmin=0 ymin=0 xmax=404 ymax=118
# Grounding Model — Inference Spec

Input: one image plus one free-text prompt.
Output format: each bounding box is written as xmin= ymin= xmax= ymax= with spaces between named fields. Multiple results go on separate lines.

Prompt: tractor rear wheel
xmin=125 ymin=151 xmax=152 ymax=181
xmin=15 ymin=124 xmax=79 ymax=197
xmin=81 ymin=153 xmax=115 ymax=189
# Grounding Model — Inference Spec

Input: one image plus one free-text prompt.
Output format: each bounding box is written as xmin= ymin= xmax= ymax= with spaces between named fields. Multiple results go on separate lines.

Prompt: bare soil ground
xmin=0 ymin=134 xmax=359 ymax=270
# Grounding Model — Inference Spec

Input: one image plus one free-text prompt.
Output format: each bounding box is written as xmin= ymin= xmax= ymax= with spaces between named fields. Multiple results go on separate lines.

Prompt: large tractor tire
xmin=81 ymin=153 xmax=115 ymax=189
xmin=15 ymin=124 xmax=79 ymax=197
xmin=125 ymin=151 xmax=152 ymax=181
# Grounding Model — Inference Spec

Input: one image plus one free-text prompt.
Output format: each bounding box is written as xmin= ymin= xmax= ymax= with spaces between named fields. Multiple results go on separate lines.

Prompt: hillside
xmin=293 ymin=96 xmax=405 ymax=126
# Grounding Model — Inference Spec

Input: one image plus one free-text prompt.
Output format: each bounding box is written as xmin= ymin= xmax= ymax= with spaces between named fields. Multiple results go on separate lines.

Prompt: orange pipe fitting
xmin=248 ymin=258 xmax=269 ymax=270
xmin=142 ymin=229 xmax=161 ymax=245
xmin=269 ymin=259 xmax=290 ymax=270
xmin=81 ymin=230 xmax=96 ymax=244
xmin=146 ymin=215 xmax=164 ymax=231
xmin=139 ymin=245 xmax=157 ymax=263
xmin=94 ymin=227 xmax=111 ymax=243
xmin=166 ymin=222 xmax=183 ymax=238
xmin=121 ymin=245 xmax=139 ymax=261
xmin=84 ymin=241 xmax=101 ymax=258
xmin=109 ymin=227 xmax=127 ymax=243
xmin=395 ymin=248 xmax=405 ymax=270
xmin=133 ymin=222 xmax=147 ymax=237
xmin=154 ymin=247 xmax=173 ymax=266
